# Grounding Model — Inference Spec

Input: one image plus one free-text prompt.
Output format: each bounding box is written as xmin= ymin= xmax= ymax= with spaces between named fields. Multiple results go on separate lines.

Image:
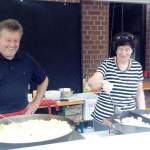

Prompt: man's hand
xmin=25 ymin=100 xmax=40 ymax=115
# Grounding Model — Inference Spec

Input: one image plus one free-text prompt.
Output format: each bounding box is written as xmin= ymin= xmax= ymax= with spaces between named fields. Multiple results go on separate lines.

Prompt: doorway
xmin=109 ymin=3 xmax=146 ymax=69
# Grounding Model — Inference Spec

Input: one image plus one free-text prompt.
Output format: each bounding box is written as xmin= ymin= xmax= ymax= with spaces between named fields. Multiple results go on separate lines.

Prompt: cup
xmin=59 ymin=88 xmax=73 ymax=99
xmin=28 ymin=93 xmax=33 ymax=102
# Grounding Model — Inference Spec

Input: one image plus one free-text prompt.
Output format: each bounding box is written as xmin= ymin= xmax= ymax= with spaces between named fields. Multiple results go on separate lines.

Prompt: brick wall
xmin=82 ymin=1 xmax=109 ymax=78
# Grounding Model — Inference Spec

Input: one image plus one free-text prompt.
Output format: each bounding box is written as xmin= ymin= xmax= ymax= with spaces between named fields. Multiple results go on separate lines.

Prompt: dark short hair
xmin=0 ymin=18 xmax=23 ymax=37
xmin=112 ymin=32 xmax=137 ymax=55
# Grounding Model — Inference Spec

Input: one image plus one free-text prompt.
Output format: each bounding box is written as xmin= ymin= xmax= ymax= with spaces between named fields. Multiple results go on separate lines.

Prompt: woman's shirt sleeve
xmin=96 ymin=59 xmax=109 ymax=77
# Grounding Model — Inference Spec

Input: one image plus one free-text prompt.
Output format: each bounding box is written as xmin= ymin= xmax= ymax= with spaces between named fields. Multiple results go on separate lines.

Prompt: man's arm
xmin=136 ymin=81 xmax=146 ymax=109
xmin=25 ymin=76 xmax=49 ymax=114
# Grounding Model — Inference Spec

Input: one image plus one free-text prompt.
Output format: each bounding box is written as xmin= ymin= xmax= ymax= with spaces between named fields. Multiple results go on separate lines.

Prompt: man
xmin=0 ymin=18 xmax=48 ymax=115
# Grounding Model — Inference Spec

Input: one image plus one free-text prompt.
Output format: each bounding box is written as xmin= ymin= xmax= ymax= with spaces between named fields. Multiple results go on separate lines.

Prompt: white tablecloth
xmin=15 ymin=131 xmax=150 ymax=150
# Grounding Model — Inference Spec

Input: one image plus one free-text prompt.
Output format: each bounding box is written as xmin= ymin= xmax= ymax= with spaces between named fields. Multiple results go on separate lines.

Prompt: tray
xmin=109 ymin=110 xmax=150 ymax=134
xmin=130 ymin=109 xmax=150 ymax=119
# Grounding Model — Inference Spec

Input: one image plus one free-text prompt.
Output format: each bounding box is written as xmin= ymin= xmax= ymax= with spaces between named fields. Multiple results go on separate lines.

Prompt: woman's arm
xmin=88 ymin=72 xmax=103 ymax=91
xmin=136 ymin=81 xmax=146 ymax=109
xmin=88 ymin=72 xmax=113 ymax=94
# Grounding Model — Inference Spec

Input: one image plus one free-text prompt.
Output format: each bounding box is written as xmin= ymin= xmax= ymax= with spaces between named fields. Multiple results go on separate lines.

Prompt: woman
xmin=88 ymin=32 xmax=145 ymax=131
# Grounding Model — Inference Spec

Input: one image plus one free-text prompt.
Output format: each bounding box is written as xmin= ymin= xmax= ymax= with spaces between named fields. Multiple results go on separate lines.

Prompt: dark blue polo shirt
xmin=0 ymin=51 xmax=47 ymax=114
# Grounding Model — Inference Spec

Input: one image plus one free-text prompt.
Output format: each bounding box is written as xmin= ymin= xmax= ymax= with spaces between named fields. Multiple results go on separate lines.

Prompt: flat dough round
xmin=0 ymin=119 xmax=73 ymax=143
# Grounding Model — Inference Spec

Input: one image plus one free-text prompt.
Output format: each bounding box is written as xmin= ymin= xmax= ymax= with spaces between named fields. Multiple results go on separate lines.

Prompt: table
xmin=143 ymin=79 xmax=150 ymax=109
xmin=143 ymin=79 xmax=150 ymax=90
xmin=39 ymin=99 xmax=84 ymax=114
xmin=7 ymin=131 xmax=150 ymax=150
xmin=56 ymin=100 xmax=84 ymax=107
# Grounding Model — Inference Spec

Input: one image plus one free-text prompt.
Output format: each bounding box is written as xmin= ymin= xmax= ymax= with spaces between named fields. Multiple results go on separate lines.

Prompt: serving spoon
xmin=109 ymin=93 xmax=122 ymax=119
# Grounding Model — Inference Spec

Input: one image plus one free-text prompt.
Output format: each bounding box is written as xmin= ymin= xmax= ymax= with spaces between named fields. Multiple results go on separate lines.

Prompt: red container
xmin=144 ymin=70 xmax=149 ymax=78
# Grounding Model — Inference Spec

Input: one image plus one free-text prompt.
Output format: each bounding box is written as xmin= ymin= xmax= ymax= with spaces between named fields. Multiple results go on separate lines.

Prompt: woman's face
xmin=116 ymin=45 xmax=132 ymax=61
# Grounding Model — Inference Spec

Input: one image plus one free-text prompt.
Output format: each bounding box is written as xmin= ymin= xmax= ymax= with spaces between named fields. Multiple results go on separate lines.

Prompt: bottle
xmin=27 ymin=84 xmax=32 ymax=102
xmin=83 ymin=78 xmax=90 ymax=93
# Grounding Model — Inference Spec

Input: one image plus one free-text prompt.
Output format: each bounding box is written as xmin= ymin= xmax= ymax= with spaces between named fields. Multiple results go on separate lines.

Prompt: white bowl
xmin=44 ymin=90 xmax=61 ymax=100
xmin=59 ymin=88 xmax=71 ymax=92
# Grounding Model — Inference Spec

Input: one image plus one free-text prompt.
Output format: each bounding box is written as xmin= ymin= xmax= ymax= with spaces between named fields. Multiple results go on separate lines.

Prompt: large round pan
xmin=0 ymin=114 xmax=76 ymax=148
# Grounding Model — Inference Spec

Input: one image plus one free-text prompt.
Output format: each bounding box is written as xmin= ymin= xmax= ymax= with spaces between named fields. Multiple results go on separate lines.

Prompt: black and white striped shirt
xmin=92 ymin=57 xmax=143 ymax=123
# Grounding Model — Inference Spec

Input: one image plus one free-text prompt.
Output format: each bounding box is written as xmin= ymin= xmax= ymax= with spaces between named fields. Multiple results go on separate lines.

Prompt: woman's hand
xmin=88 ymin=72 xmax=113 ymax=94
xmin=88 ymin=72 xmax=103 ymax=91
xmin=102 ymin=80 xmax=113 ymax=94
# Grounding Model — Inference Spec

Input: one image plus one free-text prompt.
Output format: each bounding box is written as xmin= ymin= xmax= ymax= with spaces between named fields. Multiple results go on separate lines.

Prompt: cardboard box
xmin=84 ymin=98 xmax=97 ymax=120
xmin=63 ymin=104 xmax=83 ymax=122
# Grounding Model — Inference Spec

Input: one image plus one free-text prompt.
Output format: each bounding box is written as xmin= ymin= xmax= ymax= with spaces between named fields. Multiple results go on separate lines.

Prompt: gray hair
xmin=0 ymin=18 xmax=23 ymax=37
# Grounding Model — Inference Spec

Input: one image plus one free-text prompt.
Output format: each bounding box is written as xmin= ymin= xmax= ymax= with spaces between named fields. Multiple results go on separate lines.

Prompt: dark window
xmin=109 ymin=3 xmax=146 ymax=69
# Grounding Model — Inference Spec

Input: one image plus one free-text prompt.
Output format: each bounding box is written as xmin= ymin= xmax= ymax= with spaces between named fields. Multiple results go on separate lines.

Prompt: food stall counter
xmin=13 ymin=131 xmax=150 ymax=150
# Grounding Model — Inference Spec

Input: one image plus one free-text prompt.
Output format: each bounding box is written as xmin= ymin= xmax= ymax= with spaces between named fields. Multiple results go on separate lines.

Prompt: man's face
xmin=0 ymin=29 xmax=21 ymax=60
